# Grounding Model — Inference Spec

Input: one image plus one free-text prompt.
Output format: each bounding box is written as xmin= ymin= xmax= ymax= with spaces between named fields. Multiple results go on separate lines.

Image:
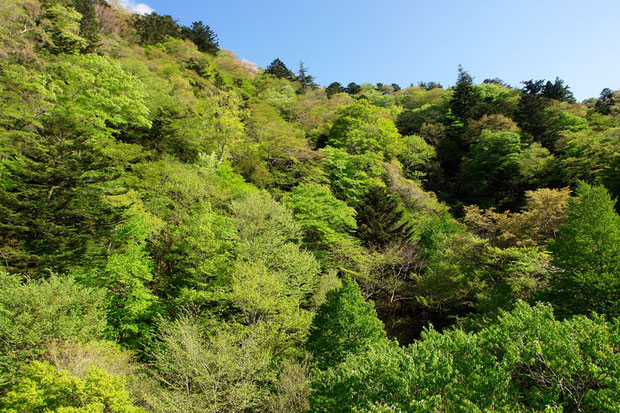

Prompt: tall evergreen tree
xmin=297 ymin=61 xmax=316 ymax=94
xmin=264 ymin=58 xmax=296 ymax=81
xmin=355 ymin=185 xmax=413 ymax=246
xmin=516 ymin=80 xmax=557 ymax=150
xmin=449 ymin=65 xmax=481 ymax=122
xmin=72 ymin=0 xmax=100 ymax=48
xmin=325 ymin=82 xmax=345 ymax=98
xmin=181 ymin=21 xmax=219 ymax=55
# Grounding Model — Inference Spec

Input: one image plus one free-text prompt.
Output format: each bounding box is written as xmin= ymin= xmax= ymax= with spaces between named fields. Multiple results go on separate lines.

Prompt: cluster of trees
xmin=1 ymin=0 xmax=619 ymax=411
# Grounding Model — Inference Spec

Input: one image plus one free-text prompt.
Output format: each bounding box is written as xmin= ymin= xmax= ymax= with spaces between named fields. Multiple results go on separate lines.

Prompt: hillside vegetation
xmin=1 ymin=1 xmax=619 ymax=411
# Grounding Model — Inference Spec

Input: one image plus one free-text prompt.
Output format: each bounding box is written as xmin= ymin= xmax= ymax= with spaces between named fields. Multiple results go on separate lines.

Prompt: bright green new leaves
xmin=0 ymin=273 xmax=107 ymax=388
xmin=283 ymin=183 xmax=357 ymax=255
xmin=319 ymin=146 xmax=384 ymax=206
xmin=50 ymin=54 xmax=151 ymax=139
xmin=306 ymin=277 xmax=387 ymax=370
xmin=548 ymin=182 xmax=620 ymax=318
xmin=1 ymin=361 xmax=144 ymax=413
xmin=328 ymin=99 xmax=404 ymax=158
xmin=310 ymin=301 xmax=620 ymax=412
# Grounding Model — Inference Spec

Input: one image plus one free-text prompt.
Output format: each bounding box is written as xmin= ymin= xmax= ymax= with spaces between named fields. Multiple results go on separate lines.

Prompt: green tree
xmin=319 ymin=146 xmax=384 ymax=206
xmin=132 ymin=12 xmax=181 ymax=46
xmin=264 ymin=58 xmax=296 ymax=81
xmin=325 ymin=82 xmax=345 ymax=98
xmin=1 ymin=361 xmax=144 ymax=412
xmin=297 ymin=61 xmax=317 ymax=93
xmin=328 ymin=99 xmax=404 ymax=158
xmin=458 ymin=130 xmax=526 ymax=209
xmin=0 ymin=273 xmax=107 ymax=388
xmin=306 ymin=277 xmax=387 ymax=369
xmin=547 ymin=182 xmax=620 ymax=318
xmin=72 ymin=0 xmax=100 ymax=48
xmin=516 ymin=79 xmax=557 ymax=150
xmin=282 ymin=183 xmax=357 ymax=255
xmin=449 ymin=66 xmax=481 ymax=122
xmin=355 ymin=185 xmax=414 ymax=246
xmin=181 ymin=21 xmax=219 ymax=54
xmin=310 ymin=302 xmax=620 ymax=412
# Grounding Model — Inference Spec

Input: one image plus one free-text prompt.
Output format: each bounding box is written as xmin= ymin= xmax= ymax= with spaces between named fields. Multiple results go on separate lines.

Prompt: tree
xmin=0 ymin=273 xmax=107 ymax=388
xmin=458 ymin=130 xmax=525 ymax=209
xmin=72 ymin=0 xmax=100 ymax=47
xmin=345 ymin=82 xmax=361 ymax=95
xmin=325 ymin=82 xmax=345 ymax=98
xmin=132 ymin=12 xmax=181 ymax=46
xmin=282 ymin=183 xmax=357 ymax=255
xmin=547 ymin=182 xmax=620 ymax=318
xmin=1 ymin=361 xmax=144 ymax=412
xmin=516 ymin=79 xmax=557 ymax=149
xmin=297 ymin=61 xmax=317 ymax=93
xmin=449 ymin=65 xmax=481 ymax=122
xmin=542 ymin=77 xmax=575 ymax=103
xmin=310 ymin=301 xmax=620 ymax=412
xmin=355 ymin=185 xmax=414 ymax=246
xmin=264 ymin=58 xmax=296 ymax=81
xmin=181 ymin=21 xmax=219 ymax=54
xmin=306 ymin=277 xmax=387 ymax=369
xmin=594 ymin=88 xmax=616 ymax=115
xmin=328 ymin=99 xmax=404 ymax=158
xmin=0 ymin=54 xmax=150 ymax=275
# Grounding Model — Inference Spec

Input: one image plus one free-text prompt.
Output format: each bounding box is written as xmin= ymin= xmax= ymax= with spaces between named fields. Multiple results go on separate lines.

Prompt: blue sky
xmin=129 ymin=0 xmax=620 ymax=101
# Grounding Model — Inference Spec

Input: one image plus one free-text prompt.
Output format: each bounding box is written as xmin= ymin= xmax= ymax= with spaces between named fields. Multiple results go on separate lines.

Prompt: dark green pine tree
xmin=181 ymin=21 xmax=219 ymax=55
xmin=355 ymin=185 xmax=414 ymax=246
xmin=72 ymin=0 xmax=100 ymax=49
xmin=325 ymin=82 xmax=345 ymax=98
xmin=516 ymin=79 xmax=557 ymax=150
xmin=0 ymin=117 xmax=125 ymax=276
xmin=264 ymin=58 xmax=296 ymax=81
xmin=449 ymin=65 xmax=481 ymax=123
xmin=297 ymin=61 xmax=317 ymax=94
xmin=306 ymin=277 xmax=386 ymax=369
xmin=132 ymin=12 xmax=181 ymax=46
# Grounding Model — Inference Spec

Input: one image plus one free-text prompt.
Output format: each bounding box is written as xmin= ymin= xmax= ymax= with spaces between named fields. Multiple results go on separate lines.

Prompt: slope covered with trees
xmin=1 ymin=1 xmax=619 ymax=411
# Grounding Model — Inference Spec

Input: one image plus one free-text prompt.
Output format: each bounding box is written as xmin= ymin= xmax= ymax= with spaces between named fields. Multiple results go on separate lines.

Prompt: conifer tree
xmin=355 ymin=185 xmax=413 ymax=246
xmin=449 ymin=65 xmax=481 ymax=122
xmin=264 ymin=58 xmax=296 ymax=81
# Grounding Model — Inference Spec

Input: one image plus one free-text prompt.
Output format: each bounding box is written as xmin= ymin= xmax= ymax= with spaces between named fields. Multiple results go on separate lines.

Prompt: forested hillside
xmin=1 ymin=1 xmax=619 ymax=411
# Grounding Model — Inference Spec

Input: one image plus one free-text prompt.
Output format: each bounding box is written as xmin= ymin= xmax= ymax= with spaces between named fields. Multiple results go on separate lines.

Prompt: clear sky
xmin=126 ymin=0 xmax=620 ymax=101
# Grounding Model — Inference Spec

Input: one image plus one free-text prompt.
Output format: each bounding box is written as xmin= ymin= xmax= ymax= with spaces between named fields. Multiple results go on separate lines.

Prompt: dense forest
xmin=1 ymin=1 xmax=620 ymax=411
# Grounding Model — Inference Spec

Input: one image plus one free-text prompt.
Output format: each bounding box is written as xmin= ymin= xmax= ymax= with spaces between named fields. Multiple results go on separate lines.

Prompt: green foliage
xmin=450 ymin=66 xmax=482 ymax=122
xmin=41 ymin=3 xmax=87 ymax=54
xmin=548 ymin=182 xmax=620 ymax=318
xmin=306 ymin=277 xmax=387 ymax=369
xmin=328 ymin=99 xmax=404 ymax=158
xmin=264 ymin=58 xmax=296 ymax=81
xmin=319 ymin=146 xmax=384 ymax=205
xmin=150 ymin=315 xmax=276 ymax=412
xmin=0 ymin=273 xmax=107 ymax=388
xmin=1 ymin=361 xmax=144 ymax=412
xmin=132 ymin=12 xmax=181 ymax=46
xmin=355 ymin=185 xmax=414 ymax=246
xmin=283 ymin=183 xmax=357 ymax=255
xmin=310 ymin=301 xmax=620 ymax=412
xmin=459 ymin=129 xmax=526 ymax=208
xmin=180 ymin=21 xmax=219 ymax=54
xmin=398 ymin=134 xmax=437 ymax=179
